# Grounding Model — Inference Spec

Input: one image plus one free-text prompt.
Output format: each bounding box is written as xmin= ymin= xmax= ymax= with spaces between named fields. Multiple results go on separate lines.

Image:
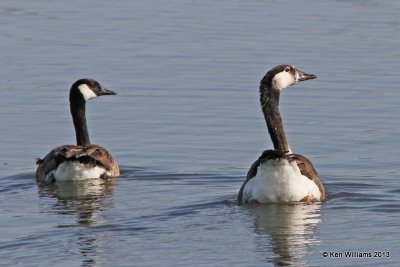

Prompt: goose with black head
xmin=36 ymin=79 xmax=120 ymax=183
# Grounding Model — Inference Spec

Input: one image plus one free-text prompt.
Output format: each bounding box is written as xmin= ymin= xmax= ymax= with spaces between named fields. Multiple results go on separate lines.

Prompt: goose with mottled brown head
xmin=238 ymin=65 xmax=325 ymax=204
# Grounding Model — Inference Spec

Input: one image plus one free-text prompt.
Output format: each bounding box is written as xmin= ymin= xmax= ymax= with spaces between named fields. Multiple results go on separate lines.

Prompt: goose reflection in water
xmin=38 ymin=179 xmax=117 ymax=266
xmin=38 ymin=179 xmax=116 ymax=225
xmin=249 ymin=203 xmax=321 ymax=266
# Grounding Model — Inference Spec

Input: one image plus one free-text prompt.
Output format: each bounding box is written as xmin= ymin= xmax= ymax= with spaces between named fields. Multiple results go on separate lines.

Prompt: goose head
xmin=261 ymin=65 xmax=317 ymax=91
xmin=71 ymin=78 xmax=116 ymax=102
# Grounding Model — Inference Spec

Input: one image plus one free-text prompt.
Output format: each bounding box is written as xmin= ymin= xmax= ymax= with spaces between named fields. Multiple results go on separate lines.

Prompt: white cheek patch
xmin=272 ymin=72 xmax=295 ymax=90
xmin=78 ymin=84 xmax=97 ymax=101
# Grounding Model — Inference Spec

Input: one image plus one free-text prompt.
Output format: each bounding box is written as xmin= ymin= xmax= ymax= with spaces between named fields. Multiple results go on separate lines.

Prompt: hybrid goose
xmin=36 ymin=79 xmax=120 ymax=183
xmin=238 ymin=65 xmax=325 ymax=204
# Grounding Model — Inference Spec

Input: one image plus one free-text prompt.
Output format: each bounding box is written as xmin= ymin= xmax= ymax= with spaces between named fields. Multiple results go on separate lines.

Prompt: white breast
xmin=48 ymin=161 xmax=109 ymax=182
xmin=242 ymin=158 xmax=321 ymax=203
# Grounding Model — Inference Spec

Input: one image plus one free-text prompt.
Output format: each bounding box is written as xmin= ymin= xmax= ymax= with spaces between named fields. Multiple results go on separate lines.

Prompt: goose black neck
xmin=260 ymin=83 xmax=290 ymax=153
xmin=70 ymin=90 xmax=90 ymax=146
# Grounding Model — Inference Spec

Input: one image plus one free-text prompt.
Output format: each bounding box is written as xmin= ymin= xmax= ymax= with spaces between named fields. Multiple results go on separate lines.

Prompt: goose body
xmin=238 ymin=65 xmax=325 ymax=204
xmin=36 ymin=79 xmax=120 ymax=184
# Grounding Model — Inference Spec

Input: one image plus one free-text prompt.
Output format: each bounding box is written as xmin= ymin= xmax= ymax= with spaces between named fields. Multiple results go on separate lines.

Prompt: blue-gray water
xmin=1 ymin=0 xmax=399 ymax=266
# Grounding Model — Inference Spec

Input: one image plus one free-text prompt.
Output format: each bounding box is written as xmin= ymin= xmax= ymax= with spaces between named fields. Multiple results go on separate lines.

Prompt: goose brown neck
xmin=259 ymin=83 xmax=290 ymax=153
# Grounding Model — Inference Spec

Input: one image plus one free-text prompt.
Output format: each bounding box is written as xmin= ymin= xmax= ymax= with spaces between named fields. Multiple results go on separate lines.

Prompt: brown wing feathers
xmin=36 ymin=144 xmax=119 ymax=183
xmin=291 ymin=154 xmax=325 ymax=200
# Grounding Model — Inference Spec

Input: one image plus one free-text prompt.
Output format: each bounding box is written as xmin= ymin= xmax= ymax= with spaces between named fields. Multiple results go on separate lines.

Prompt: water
xmin=1 ymin=0 xmax=399 ymax=266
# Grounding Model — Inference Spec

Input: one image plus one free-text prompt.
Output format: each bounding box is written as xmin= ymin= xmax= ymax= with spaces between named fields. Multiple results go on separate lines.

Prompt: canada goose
xmin=238 ymin=65 xmax=325 ymax=204
xmin=36 ymin=79 xmax=120 ymax=183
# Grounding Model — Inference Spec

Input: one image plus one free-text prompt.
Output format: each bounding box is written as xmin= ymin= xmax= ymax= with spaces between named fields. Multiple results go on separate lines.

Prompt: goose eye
xmin=284 ymin=67 xmax=290 ymax=72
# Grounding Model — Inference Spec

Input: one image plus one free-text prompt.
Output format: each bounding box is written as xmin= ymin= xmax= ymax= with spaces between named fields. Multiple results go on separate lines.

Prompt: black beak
xmin=99 ymin=86 xmax=117 ymax=96
xmin=297 ymin=71 xmax=317 ymax=82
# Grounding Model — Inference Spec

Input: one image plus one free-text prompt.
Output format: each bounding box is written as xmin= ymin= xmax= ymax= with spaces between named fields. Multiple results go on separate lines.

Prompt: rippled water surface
xmin=1 ymin=0 xmax=400 ymax=266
